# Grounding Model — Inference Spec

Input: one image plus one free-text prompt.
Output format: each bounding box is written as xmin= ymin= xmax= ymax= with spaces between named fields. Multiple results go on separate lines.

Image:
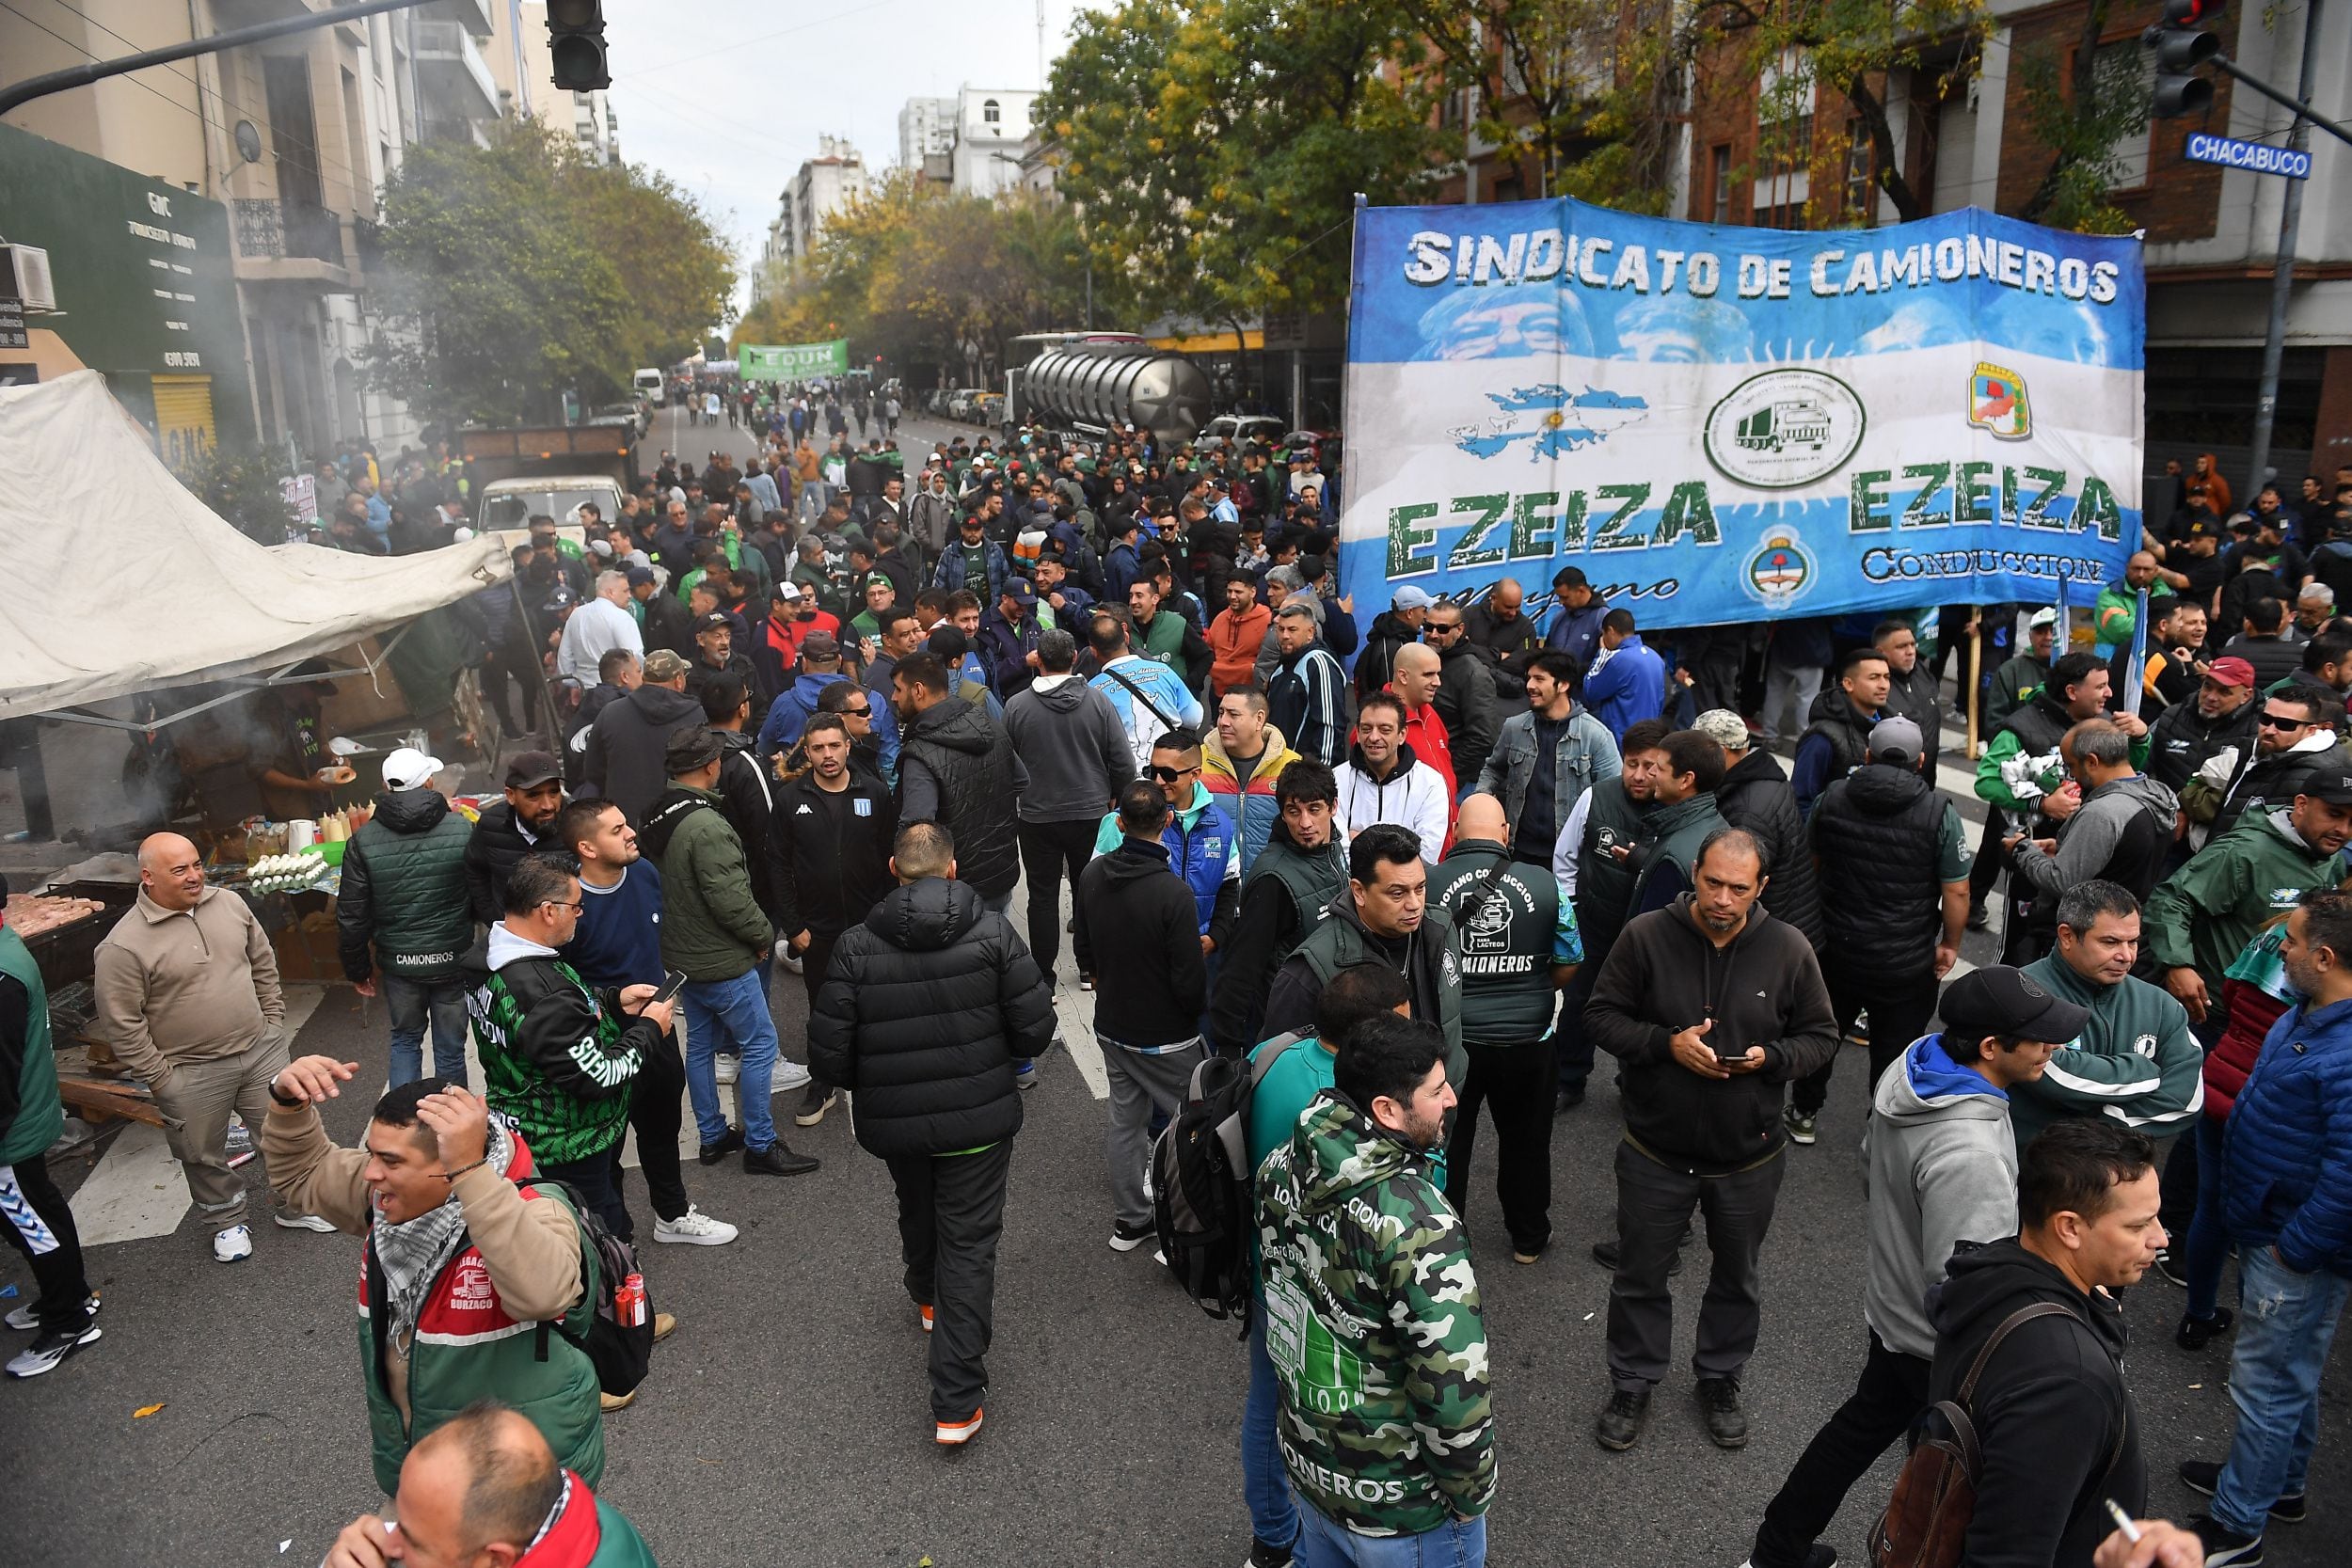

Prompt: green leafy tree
xmin=176 ymin=440 xmax=300 ymax=544
xmin=1701 ymin=0 xmax=1994 ymax=225
xmin=1043 ymin=0 xmax=1450 ymax=328
xmin=732 ymin=176 xmax=1090 ymax=385
xmin=368 ymin=119 xmax=734 ymax=428
xmin=2011 ymin=0 xmax=2150 ymax=233
xmin=1398 ymin=0 xmax=1688 ymax=214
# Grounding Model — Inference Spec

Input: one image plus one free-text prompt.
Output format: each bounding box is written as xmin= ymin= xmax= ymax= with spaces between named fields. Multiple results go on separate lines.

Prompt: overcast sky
xmin=600 ymin=0 xmax=1085 ymax=316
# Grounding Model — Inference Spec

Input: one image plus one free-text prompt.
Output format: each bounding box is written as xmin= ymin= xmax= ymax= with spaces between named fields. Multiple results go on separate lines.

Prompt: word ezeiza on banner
xmin=1334 ymin=197 xmax=2144 ymax=631
xmin=2184 ymin=132 xmax=2312 ymax=180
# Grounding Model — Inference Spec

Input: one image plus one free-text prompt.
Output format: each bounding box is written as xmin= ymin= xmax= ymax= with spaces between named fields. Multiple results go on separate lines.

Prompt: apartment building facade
xmin=1428 ymin=1 xmax=2352 ymax=484
xmin=0 ymin=0 xmax=517 ymax=463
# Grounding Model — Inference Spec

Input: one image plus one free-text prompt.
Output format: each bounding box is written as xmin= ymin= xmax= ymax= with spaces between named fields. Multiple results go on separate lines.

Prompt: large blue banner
xmin=1337 ymin=198 xmax=2144 ymax=631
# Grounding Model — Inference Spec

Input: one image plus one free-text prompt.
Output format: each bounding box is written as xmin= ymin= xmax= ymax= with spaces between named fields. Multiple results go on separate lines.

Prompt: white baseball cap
xmin=382 ymin=746 xmax=442 ymax=790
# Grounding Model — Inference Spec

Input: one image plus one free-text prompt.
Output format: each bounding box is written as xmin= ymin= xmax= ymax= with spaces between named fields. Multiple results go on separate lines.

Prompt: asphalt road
xmin=10 ymin=865 xmax=2349 ymax=1568
xmin=3 ymin=404 xmax=2344 ymax=1563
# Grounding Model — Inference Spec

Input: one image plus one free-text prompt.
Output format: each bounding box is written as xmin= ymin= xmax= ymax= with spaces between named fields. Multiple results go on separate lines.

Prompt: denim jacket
xmin=1475 ymin=705 xmax=1621 ymax=838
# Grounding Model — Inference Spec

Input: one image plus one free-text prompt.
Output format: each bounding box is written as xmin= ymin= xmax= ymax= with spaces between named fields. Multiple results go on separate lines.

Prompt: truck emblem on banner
xmin=1742 ymin=528 xmax=1818 ymax=610
xmin=1967 ymin=362 xmax=2031 ymax=440
xmin=1703 ymin=369 xmax=1867 ymax=489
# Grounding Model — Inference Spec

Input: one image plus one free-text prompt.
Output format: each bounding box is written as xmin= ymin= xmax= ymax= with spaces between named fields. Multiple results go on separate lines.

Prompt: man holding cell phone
xmin=1582 ymin=826 xmax=1837 ymax=1454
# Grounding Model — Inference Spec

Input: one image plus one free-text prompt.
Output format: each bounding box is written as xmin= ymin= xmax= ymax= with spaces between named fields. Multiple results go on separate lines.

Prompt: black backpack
xmin=1148 ymin=1035 xmax=1303 ymax=1326
xmin=519 ymin=1177 xmax=654 ymax=1397
xmin=360 ymin=1175 xmax=654 ymax=1400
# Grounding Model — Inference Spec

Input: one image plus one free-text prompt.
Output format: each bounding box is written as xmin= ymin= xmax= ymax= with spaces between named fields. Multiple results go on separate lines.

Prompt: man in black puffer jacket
xmin=337 ymin=749 xmax=475 ymax=1086
xmin=1794 ymin=717 xmax=1972 ymax=1141
xmin=462 ymin=752 xmax=567 ymax=926
xmin=1695 ymin=711 xmax=1823 ymax=957
xmin=807 ymin=819 xmax=1054 ymax=1447
xmin=890 ymin=652 xmax=1025 ymax=912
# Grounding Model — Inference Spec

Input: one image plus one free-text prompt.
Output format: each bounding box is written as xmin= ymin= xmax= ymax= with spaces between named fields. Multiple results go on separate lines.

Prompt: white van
xmin=633 ymin=368 xmax=665 ymax=406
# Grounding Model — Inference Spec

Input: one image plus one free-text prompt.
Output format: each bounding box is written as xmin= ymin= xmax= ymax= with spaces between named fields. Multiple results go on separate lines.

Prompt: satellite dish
xmin=234 ymin=119 xmax=262 ymax=164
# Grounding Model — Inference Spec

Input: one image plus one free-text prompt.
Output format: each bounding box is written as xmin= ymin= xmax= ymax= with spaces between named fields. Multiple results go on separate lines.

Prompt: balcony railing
xmin=232 ymin=198 xmax=345 ymax=266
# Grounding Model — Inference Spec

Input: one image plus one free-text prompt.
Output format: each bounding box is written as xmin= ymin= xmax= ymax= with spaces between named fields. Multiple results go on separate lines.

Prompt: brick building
xmin=1433 ymin=1 xmax=2352 ymax=496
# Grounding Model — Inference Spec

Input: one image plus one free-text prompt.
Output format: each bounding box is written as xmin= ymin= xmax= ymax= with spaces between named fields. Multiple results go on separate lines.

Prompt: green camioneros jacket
xmin=2011 ymin=953 xmax=2204 ymax=1152
xmin=1255 ymin=1090 xmax=1494 ymax=1537
xmin=469 ymin=925 xmax=652 ymax=1166
xmin=2142 ymin=808 xmax=2343 ymax=987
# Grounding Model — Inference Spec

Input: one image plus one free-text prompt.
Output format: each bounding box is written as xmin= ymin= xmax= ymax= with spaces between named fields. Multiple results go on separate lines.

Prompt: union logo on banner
xmin=1967 ymin=361 xmax=2031 ymax=440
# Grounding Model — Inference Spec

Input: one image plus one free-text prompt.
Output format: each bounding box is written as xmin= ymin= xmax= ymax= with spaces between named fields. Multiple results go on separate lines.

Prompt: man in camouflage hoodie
xmin=1255 ymin=1013 xmax=1496 ymax=1565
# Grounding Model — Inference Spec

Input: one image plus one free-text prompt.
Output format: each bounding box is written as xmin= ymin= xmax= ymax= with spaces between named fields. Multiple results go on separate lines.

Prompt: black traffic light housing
xmin=547 ymin=0 xmax=610 ymax=92
xmin=2149 ymin=0 xmax=2225 ymax=119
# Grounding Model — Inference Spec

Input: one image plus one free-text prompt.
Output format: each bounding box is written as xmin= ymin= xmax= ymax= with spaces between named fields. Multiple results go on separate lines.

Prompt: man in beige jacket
xmin=261 ymin=1054 xmax=616 ymax=1484
xmin=94 ymin=832 xmax=333 ymax=1262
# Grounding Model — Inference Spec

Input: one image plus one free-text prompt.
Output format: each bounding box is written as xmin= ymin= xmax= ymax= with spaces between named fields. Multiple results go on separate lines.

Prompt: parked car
xmin=1199 ymin=413 xmax=1287 ymax=447
xmin=946 ymin=388 xmax=988 ymax=421
xmin=588 ymin=402 xmax=651 ymax=438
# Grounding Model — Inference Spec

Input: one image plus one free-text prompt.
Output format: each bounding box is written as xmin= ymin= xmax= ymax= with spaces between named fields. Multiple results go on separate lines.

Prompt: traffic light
xmin=547 ymin=0 xmax=610 ymax=92
xmin=2150 ymin=0 xmax=2224 ymax=119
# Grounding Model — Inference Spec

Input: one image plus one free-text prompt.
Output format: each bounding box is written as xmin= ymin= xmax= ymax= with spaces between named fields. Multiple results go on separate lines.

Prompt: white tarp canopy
xmin=0 ymin=371 xmax=510 ymax=721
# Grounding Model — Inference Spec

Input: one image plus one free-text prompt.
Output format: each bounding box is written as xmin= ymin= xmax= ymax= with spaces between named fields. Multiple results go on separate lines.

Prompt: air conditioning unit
xmin=0 ymin=243 xmax=57 ymax=311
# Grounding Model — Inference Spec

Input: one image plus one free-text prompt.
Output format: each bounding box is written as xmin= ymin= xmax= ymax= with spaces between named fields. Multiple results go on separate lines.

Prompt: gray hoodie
xmin=2010 ymin=770 xmax=2179 ymax=897
xmin=1001 ymin=673 xmax=1138 ymax=823
xmin=1864 ymin=1034 xmax=2021 ymax=1360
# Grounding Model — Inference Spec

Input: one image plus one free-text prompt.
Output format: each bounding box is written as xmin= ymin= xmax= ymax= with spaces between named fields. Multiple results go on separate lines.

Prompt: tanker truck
xmin=1003 ymin=332 xmax=1214 ymax=450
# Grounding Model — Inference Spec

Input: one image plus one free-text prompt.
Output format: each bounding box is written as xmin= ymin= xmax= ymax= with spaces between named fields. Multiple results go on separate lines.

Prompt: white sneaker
xmin=652 ymin=1207 xmax=739 ymax=1246
xmin=273 ymin=1211 xmax=338 ymax=1233
xmin=6 ymin=1294 xmax=98 ymax=1333
xmin=214 ymin=1225 xmax=254 ymax=1263
xmin=779 ymin=950 xmax=803 ymax=974
xmin=713 ymin=1055 xmax=739 ymax=1086
xmin=771 ymin=1060 xmax=813 ymax=1093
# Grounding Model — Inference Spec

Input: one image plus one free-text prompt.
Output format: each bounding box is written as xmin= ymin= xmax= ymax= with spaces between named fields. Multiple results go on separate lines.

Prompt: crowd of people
xmin=5 ymin=429 xmax=2350 ymax=1568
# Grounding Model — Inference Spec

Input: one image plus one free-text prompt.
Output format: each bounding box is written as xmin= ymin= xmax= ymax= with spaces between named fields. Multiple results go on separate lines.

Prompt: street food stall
xmin=0 ymin=371 xmax=511 ymax=1017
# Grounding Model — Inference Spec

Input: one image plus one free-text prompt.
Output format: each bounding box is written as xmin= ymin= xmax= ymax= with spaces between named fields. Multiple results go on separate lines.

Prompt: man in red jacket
xmin=322 ymin=1401 xmax=655 ymax=1567
xmin=1208 ymin=573 xmax=1273 ymax=698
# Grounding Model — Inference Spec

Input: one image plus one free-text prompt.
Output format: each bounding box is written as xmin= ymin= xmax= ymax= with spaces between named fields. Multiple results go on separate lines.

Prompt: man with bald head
xmin=94 ymin=833 xmax=332 ymax=1263
xmin=1464 ymin=577 xmax=1541 ymax=698
xmin=321 ymin=1401 xmax=654 ymax=1568
xmin=1386 ymin=641 xmax=1458 ymax=805
xmin=1429 ymin=793 xmax=1583 ymax=1263
xmin=2093 ymin=549 xmax=2172 ymax=659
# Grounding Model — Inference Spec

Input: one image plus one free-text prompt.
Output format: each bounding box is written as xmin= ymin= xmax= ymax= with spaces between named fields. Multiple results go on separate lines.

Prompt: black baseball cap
xmin=1940 ymin=965 xmax=2090 ymax=1046
xmin=2295 ymin=768 xmax=2352 ymax=806
xmin=502 ymin=752 xmax=563 ymax=790
xmin=692 ymin=611 xmax=732 ymax=634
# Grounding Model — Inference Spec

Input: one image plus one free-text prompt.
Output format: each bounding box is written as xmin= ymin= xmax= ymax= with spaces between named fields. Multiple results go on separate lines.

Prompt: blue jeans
xmin=1294 ymin=1506 xmax=1486 ymax=1568
xmin=1243 ymin=1299 xmax=1298 ymax=1549
xmin=681 ymin=970 xmax=779 ymax=1150
xmin=384 ymin=975 xmax=470 ymax=1087
xmin=2210 ymin=1243 xmax=2350 ymax=1536
xmin=2185 ymin=1114 xmax=2232 ymax=1321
